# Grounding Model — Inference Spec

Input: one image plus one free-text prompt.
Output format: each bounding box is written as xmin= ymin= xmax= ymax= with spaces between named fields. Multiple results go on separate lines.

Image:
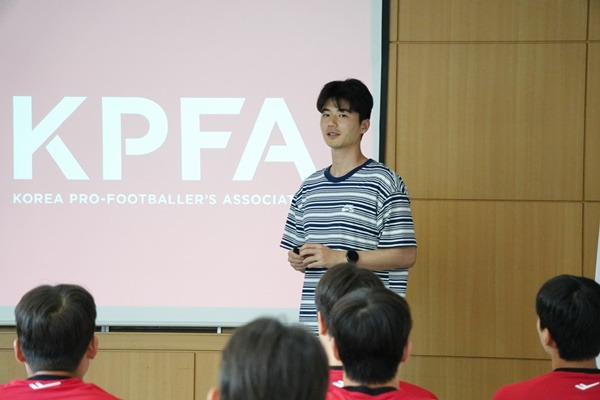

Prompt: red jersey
xmin=492 ymin=368 xmax=600 ymax=400
xmin=329 ymin=368 xmax=437 ymax=399
xmin=327 ymin=385 xmax=434 ymax=400
xmin=0 ymin=377 xmax=121 ymax=400
xmin=329 ymin=367 xmax=345 ymax=389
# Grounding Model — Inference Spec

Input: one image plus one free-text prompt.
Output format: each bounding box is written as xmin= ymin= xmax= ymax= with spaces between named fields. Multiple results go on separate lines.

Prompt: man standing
xmin=281 ymin=78 xmax=417 ymax=333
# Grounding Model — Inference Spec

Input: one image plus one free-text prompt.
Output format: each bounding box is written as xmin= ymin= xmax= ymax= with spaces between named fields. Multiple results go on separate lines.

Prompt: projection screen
xmin=0 ymin=0 xmax=386 ymax=327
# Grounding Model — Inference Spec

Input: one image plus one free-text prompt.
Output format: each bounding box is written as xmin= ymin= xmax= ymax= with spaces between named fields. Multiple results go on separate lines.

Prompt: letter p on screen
xmin=102 ymin=97 xmax=168 ymax=180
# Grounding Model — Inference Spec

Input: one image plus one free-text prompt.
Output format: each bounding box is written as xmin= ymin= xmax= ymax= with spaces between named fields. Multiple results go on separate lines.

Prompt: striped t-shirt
xmin=280 ymin=159 xmax=417 ymax=333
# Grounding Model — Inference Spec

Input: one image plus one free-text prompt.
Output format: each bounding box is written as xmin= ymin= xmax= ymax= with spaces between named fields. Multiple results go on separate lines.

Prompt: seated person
xmin=207 ymin=317 xmax=329 ymax=400
xmin=0 ymin=284 xmax=120 ymax=399
xmin=326 ymin=287 xmax=436 ymax=399
xmin=492 ymin=274 xmax=600 ymax=399
xmin=316 ymin=263 xmax=437 ymax=399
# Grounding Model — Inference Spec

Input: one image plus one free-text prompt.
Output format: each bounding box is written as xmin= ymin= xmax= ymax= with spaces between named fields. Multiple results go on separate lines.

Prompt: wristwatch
xmin=346 ymin=250 xmax=359 ymax=263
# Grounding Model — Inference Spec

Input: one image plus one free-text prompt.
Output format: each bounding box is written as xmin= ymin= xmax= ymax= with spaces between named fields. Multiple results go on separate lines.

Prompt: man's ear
xmin=540 ymin=328 xmax=557 ymax=349
xmin=86 ymin=336 xmax=99 ymax=360
xmin=401 ymin=339 xmax=412 ymax=364
xmin=317 ymin=311 xmax=328 ymax=336
xmin=360 ymin=119 xmax=370 ymax=134
xmin=14 ymin=339 xmax=26 ymax=363
xmin=206 ymin=387 xmax=219 ymax=400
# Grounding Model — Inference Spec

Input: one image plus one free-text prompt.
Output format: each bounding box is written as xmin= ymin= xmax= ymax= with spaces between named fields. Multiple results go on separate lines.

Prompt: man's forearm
xmin=352 ymin=247 xmax=417 ymax=271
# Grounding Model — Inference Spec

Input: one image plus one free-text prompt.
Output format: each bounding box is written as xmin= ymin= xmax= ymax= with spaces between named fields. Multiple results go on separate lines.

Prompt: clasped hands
xmin=287 ymin=243 xmax=345 ymax=273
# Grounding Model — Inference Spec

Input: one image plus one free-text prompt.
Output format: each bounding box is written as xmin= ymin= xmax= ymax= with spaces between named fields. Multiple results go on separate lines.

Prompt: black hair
xmin=316 ymin=78 xmax=374 ymax=122
xmin=536 ymin=274 xmax=600 ymax=361
xmin=329 ymin=288 xmax=412 ymax=385
xmin=315 ymin=263 xmax=385 ymax=330
xmin=218 ymin=317 xmax=329 ymax=400
xmin=15 ymin=284 xmax=97 ymax=373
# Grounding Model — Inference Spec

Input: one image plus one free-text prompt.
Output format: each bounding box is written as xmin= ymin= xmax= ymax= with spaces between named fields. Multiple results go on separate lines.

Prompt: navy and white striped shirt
xmin=281 ymin=159 xmax=417 ymax=332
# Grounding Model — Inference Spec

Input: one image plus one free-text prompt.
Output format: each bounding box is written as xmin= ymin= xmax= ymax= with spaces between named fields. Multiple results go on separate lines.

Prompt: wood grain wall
xmin=389 ymin=0 xmax=599 ymax=398
xmin=1 ymin=1 xmax=599 ymax=400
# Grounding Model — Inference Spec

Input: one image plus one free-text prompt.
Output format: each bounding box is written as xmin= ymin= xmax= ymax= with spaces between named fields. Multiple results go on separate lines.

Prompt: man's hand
xmin=296 ymin=243 xmax=345 ymax=270
xmin=288 ymin=248 xmax=307 ymax=273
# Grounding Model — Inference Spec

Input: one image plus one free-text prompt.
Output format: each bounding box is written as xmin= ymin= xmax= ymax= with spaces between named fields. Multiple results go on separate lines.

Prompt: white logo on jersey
xmin=29 ymin=381 xmax=62 ymax=390
xmin=575 ymin=382 xmax=600 ymax=391
xmin=333 ymin=380 xmax=344 ymax=388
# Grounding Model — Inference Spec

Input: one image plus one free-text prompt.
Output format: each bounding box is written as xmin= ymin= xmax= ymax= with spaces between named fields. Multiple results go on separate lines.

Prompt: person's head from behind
xmin=208 ymin=317 xmax=329 ymax=400
xmin=315 ymin=263 xmax=385 ymax=336
xmin=329 ymin=288 xmax=412 ymax=385
xmin=317 ymin=78 xmax=374 ymax=124
xmin=14 ymin=284 xmax=97 ymax=376
xmin=536 ymin=274 xmax=600 ymax=361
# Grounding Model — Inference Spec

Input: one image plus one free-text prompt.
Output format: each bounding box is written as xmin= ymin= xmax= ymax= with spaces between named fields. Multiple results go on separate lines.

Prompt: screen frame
xmin=0 ymin=0 xmax=390 ymax=329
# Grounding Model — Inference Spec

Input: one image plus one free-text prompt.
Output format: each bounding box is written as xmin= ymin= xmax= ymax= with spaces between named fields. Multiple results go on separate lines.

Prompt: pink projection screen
xmin=0 ymin=0 xmax=384 ymax=326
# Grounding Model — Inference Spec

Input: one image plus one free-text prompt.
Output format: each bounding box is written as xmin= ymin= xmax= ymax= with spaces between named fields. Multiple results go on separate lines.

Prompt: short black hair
xmin=329 ymin=288 xmax=412 ymax=385
xmin=315 ymin=263 xmax=385 ymax=330
xmin=536 ymin=274 xmax=600 ymax=361
xmin=15 ymin=284 xmax=97 ymax=373
xmin=218 ymin=318 xmax=329 ymax=400
xmin=316 ymin=78 xmax=373 ymax=122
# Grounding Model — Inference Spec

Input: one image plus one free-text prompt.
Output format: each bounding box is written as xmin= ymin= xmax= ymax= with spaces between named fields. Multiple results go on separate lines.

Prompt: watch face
xmin=347 ymin=250 xmax=359 ymax=263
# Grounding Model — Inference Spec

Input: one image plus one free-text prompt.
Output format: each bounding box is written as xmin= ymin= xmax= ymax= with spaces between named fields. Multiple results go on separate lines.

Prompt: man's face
xmin=320 ymin=99 xmax=369 ymax=150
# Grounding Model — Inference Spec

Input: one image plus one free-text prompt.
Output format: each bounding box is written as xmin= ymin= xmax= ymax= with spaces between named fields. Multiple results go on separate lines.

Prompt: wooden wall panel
xmin=396 ymin=0 xmax=588 ymax=42
xmin=95 ymin=332 xmax=229 ymax=400
xmin=406 ymin=200 xmax=583 ymax=358
xmin=395 ymin=43 xmax=586 ymax=200
xmin=87 ymin=351 xmax=195 ymax=400
xmin=195 ymin=351 xmax=222 ymax=400
xmin=95 ymin=332 xmax=229 ymax=352
xmin=389 ymin=0 xmax=399 ymax=43
xmin=386 ymin=43 xmax=398 ymax=169
xmin=586 ymin=42 xmax=600 ymax=200
xmin=591 ymin=0 xmax=600 ymax=40
xmin=584 ymin=202 xmax=600 ymax=278
xmin=400 ymin=356 xmax=549 ymax=400
xmin=0 ymin=331 xmax=23 ymax=382
xmin=0 ymin=350 xmax=26 ymax=381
